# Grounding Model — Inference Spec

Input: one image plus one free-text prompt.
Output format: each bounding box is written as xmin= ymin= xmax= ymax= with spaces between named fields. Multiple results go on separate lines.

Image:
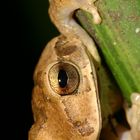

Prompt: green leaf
xmin=76 ymin=0 xmax=140 ymax=104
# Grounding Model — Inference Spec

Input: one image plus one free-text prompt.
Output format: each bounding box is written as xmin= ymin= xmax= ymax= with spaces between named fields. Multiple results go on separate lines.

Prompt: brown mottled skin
xmin=29 ymin=0 xmax=102 ymax=139
xmin=28 ymin=36 xmax=101 ymax=140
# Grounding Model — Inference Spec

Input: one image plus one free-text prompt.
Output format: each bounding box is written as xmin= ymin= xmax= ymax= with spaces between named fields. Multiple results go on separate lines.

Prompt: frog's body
xmin=29 ymin=0 xmax=140 ymax=140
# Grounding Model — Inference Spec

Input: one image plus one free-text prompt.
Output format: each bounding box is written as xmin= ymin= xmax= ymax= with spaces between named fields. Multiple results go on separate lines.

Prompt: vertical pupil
xmin=58 ymin=69 xmax=68 ymax=88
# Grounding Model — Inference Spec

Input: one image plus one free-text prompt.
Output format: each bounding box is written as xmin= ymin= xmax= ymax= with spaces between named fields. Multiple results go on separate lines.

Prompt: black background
xmin=2 ymin=0 xmax=58 ymax=139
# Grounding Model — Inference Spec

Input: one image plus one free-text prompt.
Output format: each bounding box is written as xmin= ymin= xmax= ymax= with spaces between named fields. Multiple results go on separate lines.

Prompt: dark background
xmin=3 ymin=0 xmax=58 ymax=139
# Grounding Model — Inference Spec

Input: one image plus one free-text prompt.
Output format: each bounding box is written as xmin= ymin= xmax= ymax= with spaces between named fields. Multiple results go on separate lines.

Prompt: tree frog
xmin=28 ymin=0 xmax=140 ymax=140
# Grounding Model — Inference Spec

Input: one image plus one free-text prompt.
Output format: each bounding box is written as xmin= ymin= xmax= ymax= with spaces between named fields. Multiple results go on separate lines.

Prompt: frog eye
xmin=48 ymin=62 xmax=80 ymax=95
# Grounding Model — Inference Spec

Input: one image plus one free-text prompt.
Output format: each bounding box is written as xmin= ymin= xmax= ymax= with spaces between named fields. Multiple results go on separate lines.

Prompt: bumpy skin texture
xmin=28 ymin=36 xmax=101 ymax=140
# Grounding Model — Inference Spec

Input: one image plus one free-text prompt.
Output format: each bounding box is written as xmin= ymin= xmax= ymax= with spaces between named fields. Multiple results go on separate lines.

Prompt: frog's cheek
xmin=41 ymin=89 xmax=100 ymax=139
xmin=61 ymin=90 xmax=100 ymax=137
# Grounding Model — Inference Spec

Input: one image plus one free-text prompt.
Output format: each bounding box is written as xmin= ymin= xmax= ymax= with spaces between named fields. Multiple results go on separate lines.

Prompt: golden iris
xmin=48 ymin=62 xmax=80 ymax=95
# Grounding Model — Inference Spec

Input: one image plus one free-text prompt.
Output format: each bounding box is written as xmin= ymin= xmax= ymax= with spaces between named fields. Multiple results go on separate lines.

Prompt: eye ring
xmin=48 ymin=62 xmax=80 ymax=95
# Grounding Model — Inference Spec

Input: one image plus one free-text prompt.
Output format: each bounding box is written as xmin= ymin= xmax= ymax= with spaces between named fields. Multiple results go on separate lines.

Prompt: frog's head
xmin=33 ymin=35 xmax=101 ymax=139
